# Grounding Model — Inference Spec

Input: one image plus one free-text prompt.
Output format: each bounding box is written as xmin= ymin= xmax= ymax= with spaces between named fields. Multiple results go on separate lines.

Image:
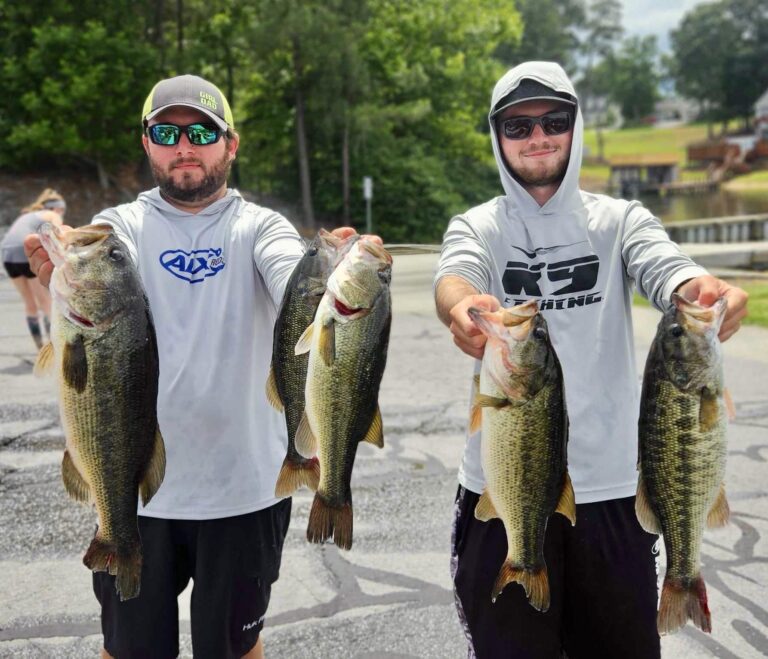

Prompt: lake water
xmin=635 ymin=188 xmax=768 ymax=224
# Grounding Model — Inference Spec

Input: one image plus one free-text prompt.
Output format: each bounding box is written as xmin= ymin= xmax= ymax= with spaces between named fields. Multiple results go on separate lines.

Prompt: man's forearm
xmin=435 ymin=275 xmax=480 ymax=326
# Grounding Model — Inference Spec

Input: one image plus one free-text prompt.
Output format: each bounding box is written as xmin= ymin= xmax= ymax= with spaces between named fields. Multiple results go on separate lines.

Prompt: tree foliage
xmin=496 ymin=0 xmax=585 ymax=74
xmin=0 ymin=0 xmax=621 ymax=241
xmin=595 ymin=36 xmax=659 ymax=124
xmin=671 ymin=0 xmax=768 ymax=129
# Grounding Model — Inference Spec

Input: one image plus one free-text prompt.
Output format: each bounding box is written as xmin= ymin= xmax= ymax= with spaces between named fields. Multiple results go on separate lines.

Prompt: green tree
xmin=498 ymin=0 xmax=585 ymax=74
xmin=670 ymin=0 xmax=736 ymax=136
xmin=596 ymin=36 xmax=659 ymax=125
xmin=348 ymin=0 xmax=522 ymax=241
xmin=1 ymin=19 xmax=156 ymax=186
xmin=721 ymin=0 xmax=768 ymax=128
xmin=237 ymin=0 xmax=522 ymax=241
xmin=577 ymin=0 xmax=623 ymax=159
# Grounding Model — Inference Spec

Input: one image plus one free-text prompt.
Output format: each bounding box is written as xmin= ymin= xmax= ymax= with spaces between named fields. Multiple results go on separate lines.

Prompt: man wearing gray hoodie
xmin=434 ymin=61 xmax=748 ymax=657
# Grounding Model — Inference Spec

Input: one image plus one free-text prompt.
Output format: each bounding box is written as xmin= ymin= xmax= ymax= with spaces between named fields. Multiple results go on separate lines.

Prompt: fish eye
xmin=108 ymin=247 xmax=124 ymax=262
xmin=533 ymin=327 xmax=547 ymax=340
xmin=669 ymin=324 xmax=684 ymax=338
xmin=307 ymin=247 xmax=318 ymax=257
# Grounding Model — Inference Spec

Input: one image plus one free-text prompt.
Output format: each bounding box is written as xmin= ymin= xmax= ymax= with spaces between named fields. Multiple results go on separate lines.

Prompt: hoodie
xmin=93 ymin=188 xmax=304 ymax=519
xmin=435 ymin=62 xmax=706 ymax=504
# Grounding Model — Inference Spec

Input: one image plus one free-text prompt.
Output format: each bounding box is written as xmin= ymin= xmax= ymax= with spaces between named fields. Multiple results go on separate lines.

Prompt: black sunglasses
xmin=500 ymin=110 xmax=573 ymax=140
xmin=147 ymin=123 xmax=223 ymax=146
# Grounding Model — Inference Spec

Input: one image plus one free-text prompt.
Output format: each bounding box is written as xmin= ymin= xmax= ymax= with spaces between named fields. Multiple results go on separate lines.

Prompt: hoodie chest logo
xmin=159 ymin=248 xmax=226 ymax=283
xmin=502 ymin=246 xmax=601 ymax=310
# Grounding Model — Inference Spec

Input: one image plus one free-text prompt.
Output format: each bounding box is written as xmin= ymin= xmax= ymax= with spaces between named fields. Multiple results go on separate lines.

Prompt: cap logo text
xmin=199 ymin=91 xmax=218 ymax=111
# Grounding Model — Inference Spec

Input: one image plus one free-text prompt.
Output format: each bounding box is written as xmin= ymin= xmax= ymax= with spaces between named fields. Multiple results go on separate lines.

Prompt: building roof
xmin=608 ymin=154 xmax=680 ymax=168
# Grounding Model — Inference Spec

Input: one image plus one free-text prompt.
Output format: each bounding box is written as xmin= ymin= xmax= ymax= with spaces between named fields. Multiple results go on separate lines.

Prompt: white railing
xmin=665 ymin=214 xmax=768 ymax=243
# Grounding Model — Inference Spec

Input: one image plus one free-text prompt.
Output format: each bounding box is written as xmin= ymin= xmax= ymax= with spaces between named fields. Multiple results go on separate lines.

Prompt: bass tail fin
xmin=274 ymin=456 xmax=320 ymax=497
xmin=492 ymin=560 xmax=550 ymax=612
xmin=658 ymin=574 xmax=711 ymax=634
xmin=83 ymin=535 xmax=143 ymax=602
xmin=306 ymin=494 xmax=353 ymax=550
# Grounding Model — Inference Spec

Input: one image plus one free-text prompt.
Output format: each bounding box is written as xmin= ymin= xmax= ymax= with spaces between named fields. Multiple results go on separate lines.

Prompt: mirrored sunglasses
xmin=147 ymin=123 xmax=223 ymax=146
xmin=500 ymin=111 xmax=573 ymax=140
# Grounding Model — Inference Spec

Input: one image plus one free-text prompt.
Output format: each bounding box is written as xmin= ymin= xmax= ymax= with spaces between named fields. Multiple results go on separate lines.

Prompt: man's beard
xmin=511 ymin=151 xmax=569 ymax=188
xmin=151 ymin=151 xmax=232 ymax=203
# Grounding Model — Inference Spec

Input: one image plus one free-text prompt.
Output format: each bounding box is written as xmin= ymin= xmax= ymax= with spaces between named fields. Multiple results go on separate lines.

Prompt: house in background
xmin=653 ymin=96 xmax=700 ymax=125
xmin=755 ymin=88 xmax=768 ymax=139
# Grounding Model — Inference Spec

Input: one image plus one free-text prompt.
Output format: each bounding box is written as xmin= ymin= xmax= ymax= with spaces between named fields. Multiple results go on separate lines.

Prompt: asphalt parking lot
xmin=1 ymin=253 xmax=766 ymax=658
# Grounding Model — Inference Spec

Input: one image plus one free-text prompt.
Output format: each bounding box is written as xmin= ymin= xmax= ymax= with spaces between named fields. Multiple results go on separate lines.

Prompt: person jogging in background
xmin=2 ymin=188 xmax=66 ymax=350
xmin=25 ymin=74 xmax=368 ymax=659
xmin=434 ymin=61 xmax=748 ymax=658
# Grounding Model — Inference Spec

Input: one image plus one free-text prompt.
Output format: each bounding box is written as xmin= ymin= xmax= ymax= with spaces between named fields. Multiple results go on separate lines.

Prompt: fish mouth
xmin=360 ymin=240 xmax=393 ymax=264
xmin=67 ymin=310 xmax=96 ymax=329
xmin=502 ymin=300 xmax=539 ymax=326
xmin=672 ymin=294 xmax=727 ymax=335
xmin=333 ymin=297 xmax=366 ymax=317
xmin=468 ymin=302 xmax=539 ymax=341
xmin=63 ymin=225 xmax=112 ymax=248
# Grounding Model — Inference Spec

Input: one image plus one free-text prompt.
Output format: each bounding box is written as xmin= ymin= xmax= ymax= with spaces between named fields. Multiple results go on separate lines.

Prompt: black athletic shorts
xmin=93 ymin=498 xmax=291 ymax=659
xmin=451 ymin=486 xmax=661 ymax=659
xmin=3 ymin=261 xmax=35 ymax=278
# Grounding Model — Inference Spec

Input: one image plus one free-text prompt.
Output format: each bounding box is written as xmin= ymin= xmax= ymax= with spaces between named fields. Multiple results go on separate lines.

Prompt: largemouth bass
xmin=636 ymin=293 xmax=729 ymax=634
xmin=469 ymin=301 xmax=574 ymax=611
xmin=36 ymin=223 xmax=165 ymax=601
xmin=294 ymin=238 xmax=392 ymax=550
xmin=266 ymin=229 xmax=355 ymax=497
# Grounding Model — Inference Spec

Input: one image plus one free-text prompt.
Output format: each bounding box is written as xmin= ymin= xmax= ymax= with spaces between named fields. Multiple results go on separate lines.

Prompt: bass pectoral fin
xmin=635 ymin=471 xmax=662 ymax=534
xmin=474 ymin=490 xmax=499 ymax=522
xmin=706 ymin=482 xmax=730 ymax=528
xmin=265 ymin=366 xmax=284 ymax=411
xmin=699 ymin=387 xmax=722 ymax=432
xmin=470 ymin=393 xmax=507 ymax=434
xmin=62 ymin=450 xmax=90 ymax=503
xmin=554 ymin=471 xmax=576 ymax=526
xmin=34 ymin=342 xmax=55 ymax=377
xmin=140 ymin=428 xmax=167 ymax=506
xmin=362 ymin=407 xmax=384 ymax=448
xmin=469 ymin=404 xmax=482 ymax=434
xmin=295 ymin=411 xmax=318 ymax=458
xmin=723 ymin=387 xmax=736 ymax=421
xmin=474 ymin=393 xmax=508 ymax=409
xmin=294 ymin=323 xmax=314 ymax=355
xmin=63 ymin=335 xmax=88 ymax=393
xmin=318 ymin=319 xmax=336 ymax=366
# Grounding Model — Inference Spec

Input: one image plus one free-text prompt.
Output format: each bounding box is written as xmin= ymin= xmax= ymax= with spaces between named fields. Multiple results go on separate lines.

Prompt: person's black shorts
xmin=451 ymin=486 xmax=661 ymax=659
xmin=93 ymin=498 xmax=291 ymax=659
xmin=3 ymin=261 xmax=35 ymax=278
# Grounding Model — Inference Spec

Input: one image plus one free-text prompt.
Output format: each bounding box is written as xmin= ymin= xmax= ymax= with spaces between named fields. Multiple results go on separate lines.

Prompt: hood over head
xmin=488 ymin=61 xmax=584 ymax=219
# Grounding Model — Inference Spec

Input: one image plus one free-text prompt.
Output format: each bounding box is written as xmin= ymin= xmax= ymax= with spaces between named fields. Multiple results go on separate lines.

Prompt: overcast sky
xmin=622 ymin=0 xmax=710 ymax=51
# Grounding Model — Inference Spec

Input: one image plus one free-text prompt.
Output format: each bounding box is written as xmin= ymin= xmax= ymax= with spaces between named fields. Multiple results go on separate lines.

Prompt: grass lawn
xmin=580 ymin=123 xmax=712 ymax=191
xmin=583 ymin=124 xmax=710 ymax=163
xmin=633 ymin=278 xmax=768 ymax=329
xmin=722 ymin=170 xmax=768 ymax=192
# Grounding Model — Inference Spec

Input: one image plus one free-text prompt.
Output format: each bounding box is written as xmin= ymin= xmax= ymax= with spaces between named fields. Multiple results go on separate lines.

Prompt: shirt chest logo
xmin=159 ymin=248 xmax=226 ymax=283
xmin=502 ymin=244 xmax=602 ymax=310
